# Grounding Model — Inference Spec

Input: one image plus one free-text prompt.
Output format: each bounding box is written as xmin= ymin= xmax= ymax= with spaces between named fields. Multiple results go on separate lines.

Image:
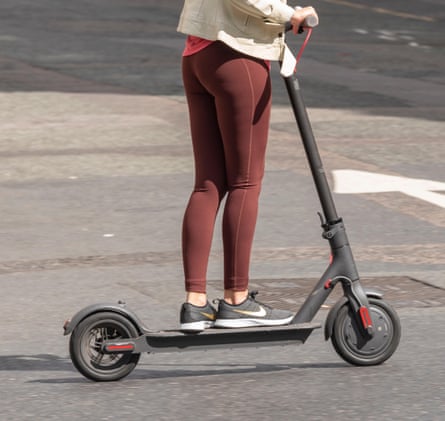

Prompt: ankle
xmin=223 ymin=289 xmax=248 ymax=305
xmin=186 ymin=292 xmax=207 ymax=307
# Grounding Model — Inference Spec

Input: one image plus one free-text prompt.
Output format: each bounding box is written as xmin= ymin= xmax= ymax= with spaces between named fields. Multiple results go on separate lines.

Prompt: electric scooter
xmin=63 ymin=18 xmax=401 ymax=382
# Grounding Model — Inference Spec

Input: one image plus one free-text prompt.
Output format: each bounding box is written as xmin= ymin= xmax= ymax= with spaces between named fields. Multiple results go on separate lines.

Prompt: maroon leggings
xmin=182 ymin=41 xmax=272 ymax=293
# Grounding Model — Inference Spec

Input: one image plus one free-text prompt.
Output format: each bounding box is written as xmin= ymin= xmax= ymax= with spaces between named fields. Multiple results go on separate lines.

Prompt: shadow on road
xmin=0 ymin=354 xmax=73 ymax=372
xmin=16 ymin=357 xmax=349 ymax=384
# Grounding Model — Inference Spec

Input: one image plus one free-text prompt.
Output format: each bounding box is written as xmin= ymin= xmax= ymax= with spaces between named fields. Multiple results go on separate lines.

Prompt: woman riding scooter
xmin=177 ymin=0 xmax=318 ymax=331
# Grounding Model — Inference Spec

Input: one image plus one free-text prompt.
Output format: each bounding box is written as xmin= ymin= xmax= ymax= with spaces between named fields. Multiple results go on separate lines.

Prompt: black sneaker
xmin=180 ymin=301 xmax=217 ymax=332
xmin=214 ymin=291 xmax=294 ymax=328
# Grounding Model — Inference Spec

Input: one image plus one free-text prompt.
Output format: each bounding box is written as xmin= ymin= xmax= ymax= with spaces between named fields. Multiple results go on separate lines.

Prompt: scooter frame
xmin=64 ymin=28 xmax=401 ymax=381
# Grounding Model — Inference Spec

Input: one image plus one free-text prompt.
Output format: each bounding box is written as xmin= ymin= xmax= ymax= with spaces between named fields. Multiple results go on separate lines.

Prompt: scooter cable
xmin=294 ymin=27 xmax=313 ymax=73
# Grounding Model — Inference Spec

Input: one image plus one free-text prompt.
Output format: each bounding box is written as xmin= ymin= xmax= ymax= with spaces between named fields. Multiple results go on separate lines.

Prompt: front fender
xmin=63 ymin=302 xmax=148 ymax=336
xmin=324 ymin=289 xmax=383 ymax=340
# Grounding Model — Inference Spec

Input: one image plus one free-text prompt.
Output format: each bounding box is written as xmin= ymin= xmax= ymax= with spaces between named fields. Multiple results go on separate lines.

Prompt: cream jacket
xmin=177 ymin=0 xmax=296 ymax=60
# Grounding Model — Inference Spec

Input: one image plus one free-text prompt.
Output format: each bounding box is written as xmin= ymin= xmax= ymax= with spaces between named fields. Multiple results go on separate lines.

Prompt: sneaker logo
xmin=200 ymin=311 xmax=216 ymax=321
xmin=233 ymin=306 xmax=267 ymax=318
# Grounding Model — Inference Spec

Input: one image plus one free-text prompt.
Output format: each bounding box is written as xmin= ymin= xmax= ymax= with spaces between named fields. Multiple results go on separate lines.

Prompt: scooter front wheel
xmin=331 ymin=298 xmax=401 ymax=366
xmin=69 ymin=311 xmax=141 ymax=381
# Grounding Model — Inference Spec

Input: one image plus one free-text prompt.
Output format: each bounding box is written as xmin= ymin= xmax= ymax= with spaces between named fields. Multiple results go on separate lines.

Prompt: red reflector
xmin=324 ymin=279 xmax=332 ymax=289
xmin=106 ymin=343 xmax=134 ymax=352
xmin=359 ymin=307 xmax=373 ymax=329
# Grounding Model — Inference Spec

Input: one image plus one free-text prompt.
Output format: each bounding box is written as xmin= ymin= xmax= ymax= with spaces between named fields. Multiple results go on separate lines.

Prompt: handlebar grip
xmin=303 ymin=14 xmax=319 ymax=28
xmin=284 ymin=13 xmax=319 ymax=32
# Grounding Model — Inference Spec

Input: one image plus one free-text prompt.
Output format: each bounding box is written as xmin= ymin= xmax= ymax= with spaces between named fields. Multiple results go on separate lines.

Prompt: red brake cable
xmin=294 ymin=27 xmax=313 ymax=73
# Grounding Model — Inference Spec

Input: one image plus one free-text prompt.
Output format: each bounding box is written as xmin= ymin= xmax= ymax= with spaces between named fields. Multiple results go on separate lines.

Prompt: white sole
xmin=214 ymin=315 xmax=294 ymax=329
xmin=180 ymin=320 xmax=215 ymax=332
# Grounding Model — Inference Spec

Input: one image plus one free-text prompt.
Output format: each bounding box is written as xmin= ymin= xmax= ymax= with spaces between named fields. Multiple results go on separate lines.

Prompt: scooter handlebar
xmin=302 ymin=13 xmax=319 ymax=28
xmin=284 ymin=13 xmax=319 ymax=32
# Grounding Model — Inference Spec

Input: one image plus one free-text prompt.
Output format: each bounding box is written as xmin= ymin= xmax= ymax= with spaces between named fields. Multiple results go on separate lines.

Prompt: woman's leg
xmin=201 ymin=44 xmax=272 ymax=299
xmin=181 ymin=53 xmax=227 ymax=303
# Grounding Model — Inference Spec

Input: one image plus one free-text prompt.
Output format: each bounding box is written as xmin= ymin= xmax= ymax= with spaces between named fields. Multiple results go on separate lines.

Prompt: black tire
xmin=331 ymin=298 xmax=401 ymax=366
xmin=69 ymin=312 xmax=141 ymax=381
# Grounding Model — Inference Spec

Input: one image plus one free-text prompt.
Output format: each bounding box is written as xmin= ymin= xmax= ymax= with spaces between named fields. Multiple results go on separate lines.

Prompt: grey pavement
xmin=0 ymin=0 xmax=444 ymax=419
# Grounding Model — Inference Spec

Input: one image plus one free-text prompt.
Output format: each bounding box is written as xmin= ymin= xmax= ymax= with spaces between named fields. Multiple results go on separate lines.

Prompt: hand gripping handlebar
xmin=280 ymin=12 xmax=317 ymax=77
xmin=284 ymin=12 xmax=319 ymax=33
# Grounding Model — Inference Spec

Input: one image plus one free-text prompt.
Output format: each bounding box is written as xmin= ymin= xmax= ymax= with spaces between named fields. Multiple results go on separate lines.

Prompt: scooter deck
xmin=105 ymin=323 xmax=321 ymax=354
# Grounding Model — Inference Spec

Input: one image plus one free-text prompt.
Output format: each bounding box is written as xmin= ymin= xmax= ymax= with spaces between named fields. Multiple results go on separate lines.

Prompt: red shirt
xmin=183 ymin=35 xmax=214 ymax=56
xmin=182 ymin=35 xmax=271 ymax=69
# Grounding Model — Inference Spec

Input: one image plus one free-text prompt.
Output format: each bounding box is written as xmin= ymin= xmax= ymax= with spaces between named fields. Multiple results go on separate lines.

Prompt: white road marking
xmin=333 ymin=170 xmax=445 ymax=209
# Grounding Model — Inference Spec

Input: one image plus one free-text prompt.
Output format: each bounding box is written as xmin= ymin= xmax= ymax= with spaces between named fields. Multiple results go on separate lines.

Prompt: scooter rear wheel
xmin=331 ymin=298 xmax=401 ymax=366
xmin=69 ymin=311 xmax=140 ymax=381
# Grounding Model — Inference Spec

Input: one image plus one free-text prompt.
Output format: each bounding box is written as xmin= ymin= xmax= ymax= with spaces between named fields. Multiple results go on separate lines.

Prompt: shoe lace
xmin=213 ymin=290 xmax=271 ymax=308
xmin=249 ymin=290 xmax=273 ymax=310
xmin=249 ymin=290 xmax=259 ymax=300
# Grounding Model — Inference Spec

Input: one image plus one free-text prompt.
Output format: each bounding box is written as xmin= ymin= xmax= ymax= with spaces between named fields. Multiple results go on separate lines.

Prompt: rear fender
xmin=324 ymin=289 xmax=383 ymax=340
xmin=63 ymin=302 xmax=148 ymax=336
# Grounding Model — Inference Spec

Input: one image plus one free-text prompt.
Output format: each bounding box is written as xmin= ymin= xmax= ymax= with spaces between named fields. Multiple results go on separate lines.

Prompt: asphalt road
xmin=0 ymin=1 xmax=444 ymax=420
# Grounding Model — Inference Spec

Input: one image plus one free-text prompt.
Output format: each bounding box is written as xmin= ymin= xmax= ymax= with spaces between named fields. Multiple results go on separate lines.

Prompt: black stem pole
xmin=283 ymin=74 xmax=339 ymax=224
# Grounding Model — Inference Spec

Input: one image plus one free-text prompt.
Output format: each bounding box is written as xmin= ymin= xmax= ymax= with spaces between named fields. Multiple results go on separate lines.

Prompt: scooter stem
xmin=284 ymin=74 xmax=339 ymax=224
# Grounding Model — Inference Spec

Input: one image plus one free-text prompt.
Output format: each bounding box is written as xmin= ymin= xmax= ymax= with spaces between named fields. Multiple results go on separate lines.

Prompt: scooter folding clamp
xmin=321 ymin=219 xmax=344 ymax=240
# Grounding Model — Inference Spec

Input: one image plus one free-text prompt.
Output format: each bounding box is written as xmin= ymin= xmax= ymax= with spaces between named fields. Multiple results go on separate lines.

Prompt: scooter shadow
xmin=16 ymin=356 xmax=349 ymax=384
xmin=0 ymin=354 xmax=72 ymax=372
xmin=129 ymin=361 xmax=349 ymax=380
